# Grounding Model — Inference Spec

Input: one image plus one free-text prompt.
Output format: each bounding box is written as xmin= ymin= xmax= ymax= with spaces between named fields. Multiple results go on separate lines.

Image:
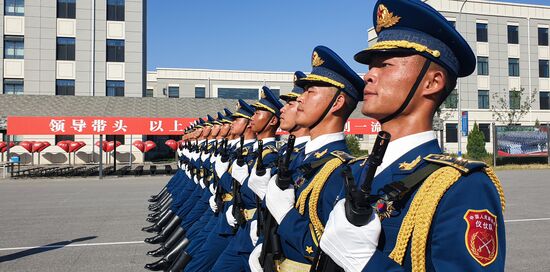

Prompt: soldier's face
xmin=230 ymin=117 xmax=248 ymax=136
xmin=201 ymin=125 xmax=211 ymax=137
xmin=361 ymin=54 xmax=425 ymax=120
xmin=251 ymin=110 xmax=273 ymax=133
xmin=220 ymin=123 xmax=231 ymax=136
xmin=295 ymin=86 xmax=339 ymax=127
xmin=211 ymin=124 xmax=221 ymax=137
xmin=280 ymin=101 xmax=298 ymax=131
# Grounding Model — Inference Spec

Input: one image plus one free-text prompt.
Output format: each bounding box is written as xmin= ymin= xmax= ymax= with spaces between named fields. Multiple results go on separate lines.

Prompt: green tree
xmin=466 ymin=122 xmax=487 ymax=160
xmin=345 ymin=135 xmax=368 ymax=157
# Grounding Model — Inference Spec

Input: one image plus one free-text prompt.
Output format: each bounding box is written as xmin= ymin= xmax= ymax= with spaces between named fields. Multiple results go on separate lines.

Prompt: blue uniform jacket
xmin=344 ymin=139 xmax=505 ymax=271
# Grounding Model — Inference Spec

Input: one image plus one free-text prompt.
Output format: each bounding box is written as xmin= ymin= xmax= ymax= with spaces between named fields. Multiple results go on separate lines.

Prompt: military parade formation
xmin=140 ymin=0 xmax=506 ymax=271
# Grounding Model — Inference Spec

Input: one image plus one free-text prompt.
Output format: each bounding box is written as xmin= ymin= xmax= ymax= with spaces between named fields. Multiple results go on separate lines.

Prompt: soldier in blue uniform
xmin=260 ymin=45 xmax=365 ymax=271
xmin=318 ymin=0 xmax=506 ymax=271
xmin=210 ymin=87 xmax=283 ymax=272
xmin=178 ymin=100 xmax=257 ymax=272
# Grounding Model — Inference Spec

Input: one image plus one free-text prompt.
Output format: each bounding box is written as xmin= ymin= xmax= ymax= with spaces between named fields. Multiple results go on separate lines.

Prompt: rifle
xmin=214 ymin=138 xmax=229 ymax=215
xmin=260 ymin=135 xmax=296 ymax=271
xmin=232 ymin=136 xmax=247 ymax=231
xmin=311 ymin=131 xmax=391 ymax=272
xmin=255 ymin=140 xmax=265 ymax=237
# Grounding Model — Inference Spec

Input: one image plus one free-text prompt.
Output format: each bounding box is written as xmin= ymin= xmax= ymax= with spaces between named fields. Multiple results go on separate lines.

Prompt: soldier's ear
xmin=422 ymin=65 xmax=447 ymax=97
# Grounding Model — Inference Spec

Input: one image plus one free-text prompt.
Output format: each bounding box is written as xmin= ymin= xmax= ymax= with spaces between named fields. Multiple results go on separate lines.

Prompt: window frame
xmin=445 ymin=123 xmax=458 ymax=143
xmin=478 ymin=123 xmax=491 ymax=142
xmin=508 ymin=58 xmax=520 ymax=77
xmin=476 ymin=23 xmax=488 ymax=42
xmin=539 ymin=60 xmax=549 ymax=78
xmin=509 ymin=90 xmax=521 ymax=110
xmin=4 ymin=0 xmax=24 ymax=16
xmin=195 ymin=87 xmax=206 ymax=98
xmin=4 ymin=36 xmax=24 ymax=59
xmin=217 ymin=87 xmax=260 ymax=100
xmin=168 ymin=86 xmax=179 ymax=98
xmin=56 ymin=79 xmax=75 ymax=96
xmin=107 ymin=0 xmax=125 ymax=21
xmin=539 ymin=27 xmax=549 ymax=46
xmin=540 ymin=91 xmax=550 ymax=110
xmin=443 ymin=89 xmax=458 ymax=109
xmin=57 ymin=0 xmax=76 ymax=19
xmin=477 ymin=56 xmax=489 ymax=76
xmin=106 ymin=39 xmax=125 ymax=62
xmin=56 ymin=37 xmax=75 ymax=61
xmin=106 ymin=80 xmax=125 ymax=97
xmin=478 ymin=90 xmax=490 ymax=109
xmin=3 ymin=79 xmax=24 ymax=95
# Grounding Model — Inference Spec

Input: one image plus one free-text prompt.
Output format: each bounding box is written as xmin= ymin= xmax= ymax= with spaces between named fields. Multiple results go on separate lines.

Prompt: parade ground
xmin=0 ymin=170 xmax=548 ymax=272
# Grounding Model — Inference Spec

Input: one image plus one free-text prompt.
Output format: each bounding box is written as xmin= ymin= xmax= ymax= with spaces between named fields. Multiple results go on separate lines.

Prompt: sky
xmin=146 ymin=0 xmax=550 ymax=73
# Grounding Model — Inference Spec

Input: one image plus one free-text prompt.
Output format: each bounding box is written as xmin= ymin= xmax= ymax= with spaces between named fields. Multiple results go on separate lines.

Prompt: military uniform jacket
xmin=277 ymin=139 xmax=351 ymax=264
xmin=346 ymin=139 xmax=506 ymax=271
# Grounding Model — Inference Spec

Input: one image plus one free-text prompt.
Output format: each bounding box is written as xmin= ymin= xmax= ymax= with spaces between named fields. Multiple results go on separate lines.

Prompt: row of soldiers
xmin=141 ymin=0 xmax=506 ymax=271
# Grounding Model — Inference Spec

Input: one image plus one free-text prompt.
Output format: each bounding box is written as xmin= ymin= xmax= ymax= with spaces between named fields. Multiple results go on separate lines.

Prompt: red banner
xmin=7 ymin=116 xmax=381 ymax=135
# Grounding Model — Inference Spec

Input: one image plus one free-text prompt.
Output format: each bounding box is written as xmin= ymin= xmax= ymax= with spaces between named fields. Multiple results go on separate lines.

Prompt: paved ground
xmin=0 ymin=170 xmax=548 ymax=271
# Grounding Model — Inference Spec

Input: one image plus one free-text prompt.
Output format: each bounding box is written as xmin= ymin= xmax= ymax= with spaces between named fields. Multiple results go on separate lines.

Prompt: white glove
xmin=215 ymin=156 xmax=230 ymax=179
xmin=248 ymin=243 xmax=263 ymax=272
xmin=226 ymin=205 xmax=237 ymax=227
xmin=209 ymin=183 xmax=216 ymax=194
xmin=184 ymin=169 xmax=190 ymax=178
xmin=210 ymin=154 xmax=217 ymax=164
xmin=249 ymin=167 xmax=273 ymax=199
xmin=249 ymin=220 xmax=259 ymax=246
xmin=209 ymin=195 xmax=218 ymax=213
xmin=199 ymin=177 xmax=206 ymax=189
xmin=193 ymin=176 xmax=199 ymax=184
xmin=177 ymin=149 xmax=183 ymax=157
xmin=231 ymin=160 xmax=249 ymax=185
xmin=320 ymin=199 xmax=381 ymax=272
xmin=265 ymin=174 xmax=295 ymax=224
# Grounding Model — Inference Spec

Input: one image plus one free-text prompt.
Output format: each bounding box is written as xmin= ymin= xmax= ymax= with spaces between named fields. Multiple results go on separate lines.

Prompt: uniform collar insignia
xmin=312 ymin=51 xmax=325 ymax=67
xmin=399 ymin=155 xmax=422 ymax=171
xmin=305 ymin=246 xmax=314 ymax=254
xmin=376 ymin=4 xmax=401 ymax=32
xmin=314 ymin=149 xmax=327 ymax=159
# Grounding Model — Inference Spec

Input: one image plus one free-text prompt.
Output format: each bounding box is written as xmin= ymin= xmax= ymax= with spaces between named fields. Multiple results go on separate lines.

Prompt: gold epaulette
xmin=423 ymin=154 xmax=486 ymax=174
xmin=330 ymin=150 xmax=354 ymax=162
xmin=242 ymin=147 xmax=250 ymax=156
xmin=295 ymin=157 xmax=345 ymax=245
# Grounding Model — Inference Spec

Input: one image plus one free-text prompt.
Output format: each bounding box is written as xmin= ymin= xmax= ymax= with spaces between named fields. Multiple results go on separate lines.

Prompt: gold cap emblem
xmin=376 ymin=4 xmax=401 ymax=32
xmin=235 ymin=102 xmax=241 ymax=111
xmin=293 ymin=74 xmax=297 ymax=83
xmin=260 ymin=89 xmax=266 ymax=99
xmin=312 ymin=51 xmax=325 ymax=67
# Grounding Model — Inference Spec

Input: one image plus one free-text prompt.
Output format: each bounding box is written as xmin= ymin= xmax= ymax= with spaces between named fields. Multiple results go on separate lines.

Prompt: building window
xmin=106 ymin=39 xmax=124 ymax=62
xmin=56 ymin=80 xmax=75 ymax=96
xmin=195 ymin=87 xmax=205 ymax=98
xmin=508 ymin=58 xmax=520 ymax=77
xmin=479 ymin=123 xmax=491 ymax=142
xmin=443 ymin=89 xmax=458 ymax=109
xmin=4 ymin=0 xmax=24 ymax=16
xmin=476 ymin=23 xmax=488 ymax=42
xmin=507 ymin=25 xmax=519 ymax=44
xmin=56 ymin=37 xmax=75 ymax=60
xmin=106 ymin=80 xmax=124 ymax=96
xmin=478 ymin=90 xmax=489 ymax=109
xmin=106 ymin=135 xmax=125 ymax=145
xmin=477 ymin=56 xmax=489 ymax=75
xmin=445 ymin=123 xmax=458 ymax=143
xmin=57 ymin=0 xmax=75 ymax=19
xmin=145 ymin=88 xmax=153 ymax=97
xmin=540 ymin=92 xmax=550 ymax=110
xmin=539 ymin=27 xmax=549 ymax=46
xmin=509 ymin=90 xmax=520 ymax=110
xmin=218 ymin=88 xmax=259 ymax=100
xmin=3 ymin=79 xmax=23 ymax=95
xmin=107 ymin=0 xmax=125 ymax=21
xmin=55 ymin=135 xmax=74 ymax=143
xmin=4 ymin=36 xmax=24 ymax=59
xmin=168 ymin=86 xmax=179 ymax=98
xmin=540 ymin=60 xmax=549 ymax=78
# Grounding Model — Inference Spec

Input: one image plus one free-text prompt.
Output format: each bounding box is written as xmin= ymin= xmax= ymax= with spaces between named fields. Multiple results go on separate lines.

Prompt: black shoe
xmin=146 ymin=216 xmax=159 ymax=223
xmin=149 ymin=206 xmax=161 ymax=212
xmin=144 ymin=258 xmax=171 ymax=271
xmin=148 ymin=211 xmax=161 ymax=217
xmin=146 ymin=246 xmax=168 ymax=257
xmin=144 ymin=234 xmax=166 ymax=244
xmin=141 ymin=224 xmax=162 ymax=233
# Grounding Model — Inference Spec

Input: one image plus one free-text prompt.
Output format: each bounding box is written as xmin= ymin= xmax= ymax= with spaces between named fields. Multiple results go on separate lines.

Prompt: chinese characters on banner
xmin=7 ymin=116 xmax=381 ymax=135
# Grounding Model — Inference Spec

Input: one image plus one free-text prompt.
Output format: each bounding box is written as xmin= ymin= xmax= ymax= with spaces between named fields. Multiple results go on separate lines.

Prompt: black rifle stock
xmin=232 ymin=135 xmax=247 ymax=231
xmin=260 ymin=135 xmax=296 ymax=271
